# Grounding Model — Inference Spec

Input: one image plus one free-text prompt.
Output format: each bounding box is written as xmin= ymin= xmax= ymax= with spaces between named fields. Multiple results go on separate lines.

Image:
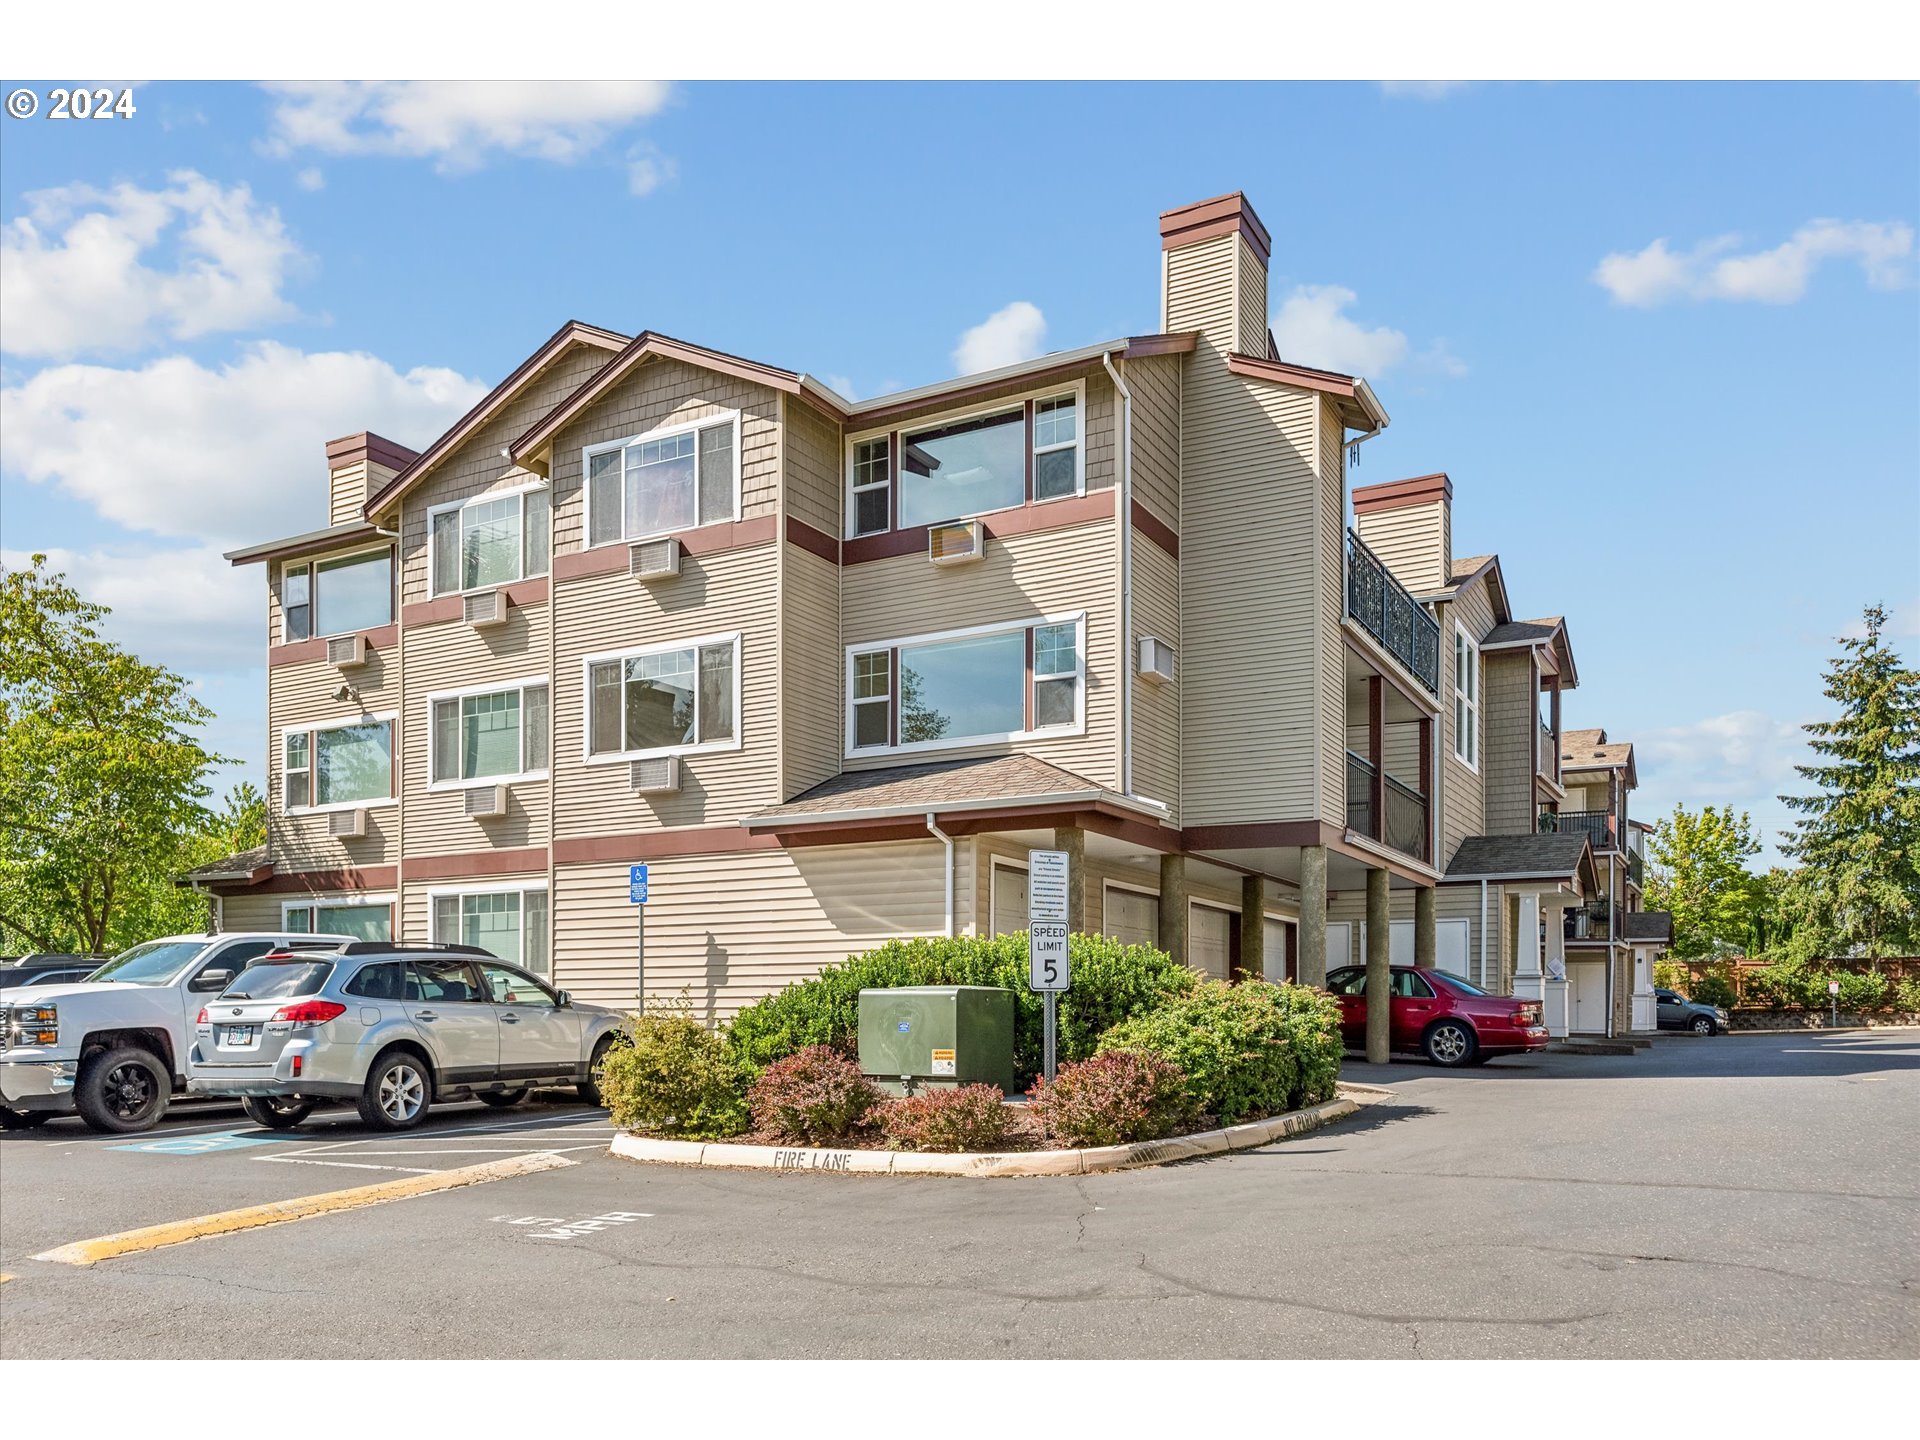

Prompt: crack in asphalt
xmin=1516 ymin=1243 xmax=1920 ymax=1299
xmin=570 ymin=1245 xmax=1113 ymax=1306
xmin=1133 ymin=1257 xmax=1608 ymax=1328
xmin=1281 ymin=1165 xmax=1920 ymax=1204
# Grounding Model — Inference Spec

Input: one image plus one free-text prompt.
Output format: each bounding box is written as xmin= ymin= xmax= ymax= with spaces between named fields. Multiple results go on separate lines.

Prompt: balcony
xmin=1628 ymin=848 xmax=1645 ymax=890
xmin=1540 ymin=808 xmax=1619 ymax=852
xmin=1538 ymin=719 xmax=1559 ymax=782
xmin=1565 ymin=903 xmax=1613 ymax=942
xmin=1346 ymin=751 xmax=1430 ymax=864
xmin=1346 ymin=529 xmax=1440 ymax=694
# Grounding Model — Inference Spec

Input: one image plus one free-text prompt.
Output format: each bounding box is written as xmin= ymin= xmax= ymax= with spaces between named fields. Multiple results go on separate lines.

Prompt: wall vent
xmin=630 ymin=537 xmax=682 ymax=580
xmin=462 ymin=589 xmax=506 ymax=628
xmin=1137 ymin=636 xmax=1176 ymax=684
xmin=326 ymin=634 xmax=367 ymax=668
xmin=630 ymin=755 xmax=681 ymax=795
xmin=462 ymin=784 xmax=506 ymax=818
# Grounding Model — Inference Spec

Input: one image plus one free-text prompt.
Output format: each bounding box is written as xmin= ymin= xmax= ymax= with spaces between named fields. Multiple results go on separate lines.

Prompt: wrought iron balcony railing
xmin=1564 ymin=903 xmax=1613 ymax=942
xmin=1539 ymin=808 xmax=1620 ymax=852
xmin=1347 ymin=751 xmax=1429 ymax=863
xmin=1347 ymin=751 xmax=1376 ymax=839
xmin=1346 ymin=529 xmax=1440 ymax=694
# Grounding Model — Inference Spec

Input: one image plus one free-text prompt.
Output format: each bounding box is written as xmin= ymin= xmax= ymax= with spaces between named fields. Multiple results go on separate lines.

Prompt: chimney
xmin=324 ymin=432 xmax=420 ymax=526
xmin=1352 ymin=472 xmax=1452 ymax=595
xmin=1159 ymin=192 xmax=1272 ymax=358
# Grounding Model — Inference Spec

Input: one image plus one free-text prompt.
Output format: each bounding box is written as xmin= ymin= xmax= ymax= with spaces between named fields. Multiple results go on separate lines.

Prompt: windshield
xmin=1432 ymin=972 xmax=1493 ymax=997
xmin=224 ymin=960 xmax=335 ymax=1001
xmin=87 ymin=939 xmax=212 ymax=986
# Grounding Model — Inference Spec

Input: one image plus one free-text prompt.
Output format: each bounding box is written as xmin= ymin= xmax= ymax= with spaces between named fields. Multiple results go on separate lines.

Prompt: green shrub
xmin=1895 ymin=976 xmax=1920 ymax=1013
xmin=1097 ymin=980 xmax=1342 ymax=1126
xmin=1823 ymin=969 xmax=1889 ymax=1012
xmin=598 ymin=1012 xmax=747 ymax=1139
xmin=1689 ymin=973 xmax=1737 ymax=1009
xmin=724 ymin=932 xmax=1200 ymax=1085
xmin=1744 ymin=959 xmax=1821 ymax=1010
xmin=1029 ymin=1048 xmax=1198 ymax=1147
xmin=877 ymin=1085 xmax=1018 ymax=1152
xmin=746 ymin=1045 xmax=884 ymax=1144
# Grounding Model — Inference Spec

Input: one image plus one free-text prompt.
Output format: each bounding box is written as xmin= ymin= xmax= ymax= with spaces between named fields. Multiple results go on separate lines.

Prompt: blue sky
xmin=2 ymin=80 xmax=1915 ymax=864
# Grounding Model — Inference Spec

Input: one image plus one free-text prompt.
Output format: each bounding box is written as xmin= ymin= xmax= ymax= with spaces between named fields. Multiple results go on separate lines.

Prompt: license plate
xmin=221 ymin=1026 xmax=257 ymax=1047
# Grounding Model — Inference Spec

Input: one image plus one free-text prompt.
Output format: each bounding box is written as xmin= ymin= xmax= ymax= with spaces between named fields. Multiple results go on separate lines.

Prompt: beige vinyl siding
xmin=1438 ymin=578 xmax=1495 ymax=868
xmin=1481 ymin=652 xmax=1536 ymax=836
xmin=1132 ymin=533 xmax=1181 ymax=817
xmin=1354 ymin=499 xmax=1449 ymax=596
xmin=1316 ymin=396 xmax=1351 ymax=829
xmin=781 ymin=543 xmax=843 ymax=799
xmin=397 ymin=875 xmax=546 ymax=947
xmin=552 ymin=843 xmax=951 ymax=1020
xmin=840 ymin=517 xmax=1119 ymax=783
xmin=550 ymin=541 xmax=781 ymax=837
xmin=217 ymin=894 xmax=286 ymax=934
xmin=1128 ymin=352 xmax=1182 ymax=532
xmin=329 ymin=459 xmax=403 ymax=528
xmin=784 ymin=396 xmax=845 ymax=539
xmin=1164 ymin=233 xmax=1237 ymax=347
xmin=266 ymin=641 xmax=399 ymax=875
xmin=1324 ymin=882 xmax=1506 ymax=991
xmin=1232 ymin=234 xmax=1269 ymax=357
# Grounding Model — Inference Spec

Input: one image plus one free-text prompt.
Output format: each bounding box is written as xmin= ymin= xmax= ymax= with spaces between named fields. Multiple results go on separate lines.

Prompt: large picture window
xmin=429 ymin=487 xmax=550 ymax=595
xmin=585 ymin=414 xmax=739 ymax=547
xmin=284 ymin=716 xmax=395 ymax=811
xmin=430 ymin=681 xmax=549 ymax=785
xmin=313 ymin=549 xmax=392 ymax=636
xmin=284 ymin=898 xmax=392 ymax=941
xmin=431 ymin=888 xmax=549 ymax=974
xmin=847 ymin=616 xmax=1084 ymax=755
xmin=585 ymin=635 xmax=739 ymax=760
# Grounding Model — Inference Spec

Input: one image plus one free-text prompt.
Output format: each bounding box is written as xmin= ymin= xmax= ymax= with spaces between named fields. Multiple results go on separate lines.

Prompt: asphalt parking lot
xmin=2 ymin=1031 xmax=1916 ymax=1359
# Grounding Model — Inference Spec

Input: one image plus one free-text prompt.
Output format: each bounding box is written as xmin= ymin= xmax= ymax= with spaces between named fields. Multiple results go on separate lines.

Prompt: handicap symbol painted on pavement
xmin=110 ymin=1130 xmax=301 ymax=1155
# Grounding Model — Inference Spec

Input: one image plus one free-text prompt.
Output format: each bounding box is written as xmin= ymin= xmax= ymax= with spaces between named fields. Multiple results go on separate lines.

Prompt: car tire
xmin=478 ymin=1087 xmax=530 ymax=1108
xmin=74 ymin=1045 xmax=170 ymax=1133
xmin=356 ymin=1049 xmax=433 ymax=1131
xmin=1690 ymin=1015 xmax=1716 ymax=1035
xmin=241 ymin=1096 xmax=315 ymax=1130
xmin=0 ymin=1105 xmax=54 ymax=1130
xmin=1424 ymin=1020 xmax=1478 ymax=1068
xmin=577 ymin=1035 xmax=616 ymax=1107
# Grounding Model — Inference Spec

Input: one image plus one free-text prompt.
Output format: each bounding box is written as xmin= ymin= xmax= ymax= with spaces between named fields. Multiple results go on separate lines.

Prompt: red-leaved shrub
xmin=1030 ymin=1048 xmax=1198 ymax=1147
xmin=747 ymin=1044 xmax=883 ymax=1144
xmin=878 ymin=1084 xmax=1017 ymax=1152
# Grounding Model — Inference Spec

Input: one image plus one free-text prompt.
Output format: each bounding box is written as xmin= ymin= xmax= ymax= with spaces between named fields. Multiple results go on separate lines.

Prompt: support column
xmin=1365 ymin=867 xmax=1391 ymax=1064
xmin=1414 ymin=884 xmax=1437 ymax=970
xmin=1053 ymin=825 xmax=1086 ymax=933
xmin=1298 ymin=845 xmax=1329 ymax=987
xmin=1238 ymin=875 xmax=1265 ymax=982
xmin=1368 ymin=675 xmax=1386 ymax=841
xmin=1158 ymin=853 xmax=1187 ymax=966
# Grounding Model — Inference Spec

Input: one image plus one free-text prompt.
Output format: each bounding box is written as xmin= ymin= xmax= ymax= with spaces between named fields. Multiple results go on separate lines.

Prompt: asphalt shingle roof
xmin=1622 ymin=910 xmax=1673 ymax=943
xmin=747 ymin=754 xmax=1108 ymax=823
xmin=1444 ymin=832 xmax=1593 ymax=881
xmin=178 ymin=845 xmax=271 ymax=884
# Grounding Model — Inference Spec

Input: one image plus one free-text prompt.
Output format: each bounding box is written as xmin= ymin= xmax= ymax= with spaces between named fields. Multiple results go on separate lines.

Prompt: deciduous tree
xmin=1646 ymin=805 xmax=1768 ymax=959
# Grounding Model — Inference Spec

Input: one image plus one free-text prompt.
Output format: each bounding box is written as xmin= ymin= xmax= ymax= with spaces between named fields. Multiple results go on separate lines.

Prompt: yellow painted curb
xmin=0 ymin=1273 xmax=13 ymax=1284
xmin=32 ymin=1151 xmax=574 ymax=1267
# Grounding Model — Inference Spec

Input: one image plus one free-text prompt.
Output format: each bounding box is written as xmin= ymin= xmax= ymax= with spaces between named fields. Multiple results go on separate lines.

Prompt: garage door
xmin=990 ymin=863 xmax=1028 ymax=937
xmin=1375 ymin=919 xmax=1471 ymax=978
xmin=1263 ymin=917 xmax=1294 ymax=982
xmin=1325 ymin=922 xmax=1353 ymax=972
xmin=1104 ymin=886 xmax=1159 ymax=948
xmin=1189 ymin=903 xmax=1233 ymax=980
xmin=1570 ymin=961 xmax=1607 ymax=1034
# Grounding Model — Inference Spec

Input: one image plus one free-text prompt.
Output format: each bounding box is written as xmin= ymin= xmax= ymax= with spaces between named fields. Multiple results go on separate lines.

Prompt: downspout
xmin=926 ymin=814 xmax=955 ymax=938
xmin=1101 ymin=351 xmax=1135 ymax=796
xmin=372 ymin=519 xmax=403 ymax=936
xmin=1478 ymin=878 xmax=1489 ymax=988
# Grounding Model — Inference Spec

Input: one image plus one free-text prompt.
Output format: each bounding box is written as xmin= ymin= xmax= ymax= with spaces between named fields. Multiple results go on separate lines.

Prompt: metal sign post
xmin=1829 ymin=977 xmax=1839 ymax=1029
xmin=629 ymin=864 xmax=649 ymax=1012
xmin=1027 ymin=849 xmax=1071 ymax=1082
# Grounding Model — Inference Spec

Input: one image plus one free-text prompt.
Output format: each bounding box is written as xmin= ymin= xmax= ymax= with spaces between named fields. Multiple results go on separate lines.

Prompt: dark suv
xmin=1655 ymin=988 xmax=1730 ymax=1035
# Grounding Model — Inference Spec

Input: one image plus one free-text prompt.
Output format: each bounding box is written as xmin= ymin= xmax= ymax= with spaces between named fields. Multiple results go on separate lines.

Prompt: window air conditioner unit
xmin=328 ymin=809 xmax=366 ymax=839
xmin=630 ymin=755 xmax=681 ymax=795
xmin=326 ymin=634 xmax=367 ymax=668
xmin=928 ymin=519 xmax=984 ymax=566
xmin=630 ymin=537 xmax=682 ymax=580
xmin=462 ymin=589 xmax=506 ymax=628
xmin=1137 ymin=635 xmax=1176 ymax=684
xmin=463 ymin=784 xmax=507 ymax=819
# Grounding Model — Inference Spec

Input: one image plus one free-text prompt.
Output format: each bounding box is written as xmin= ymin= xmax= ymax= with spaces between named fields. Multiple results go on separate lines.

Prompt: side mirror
xmin=556 ymin=990 xmax=573 ymax=1007
xmin=190 ymin=968 xmax=234 ymax=993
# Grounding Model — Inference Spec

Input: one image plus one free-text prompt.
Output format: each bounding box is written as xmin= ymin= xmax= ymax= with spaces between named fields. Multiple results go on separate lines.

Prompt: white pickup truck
xmin=0 ymin=932 xmax=346 ymax=1133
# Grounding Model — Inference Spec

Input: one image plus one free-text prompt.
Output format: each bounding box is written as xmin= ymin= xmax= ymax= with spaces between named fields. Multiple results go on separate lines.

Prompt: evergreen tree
xmin=1778 ymin=606 xmax=1920 ymax=956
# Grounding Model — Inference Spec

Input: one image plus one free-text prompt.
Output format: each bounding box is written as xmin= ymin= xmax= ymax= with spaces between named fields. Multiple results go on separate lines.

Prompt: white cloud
xmin=953 ymin=301 xmax=1048 ymax=375
xmin=1634 ymin=709 xmax=1810 ymax=861
xmin=625 ymin=142 xmax=677 ymax=197
xmin=1 ymin=341 xmax=486 ymax=545
xmin=1593 ymin=219 xmax=1915 ymax=307
xmin=1415 ymin=339 xmax=1470 ymax=378
xmin=262 ymin=81 xmax=673 ymax=172
xmin=295 ymin=167 xmax=326 ymax=192
xmin=0 ymin=170 xmax=303 ymax=360
xmin=1270 ymin=284 xmax=1409 ymax=376
xmin=1379 ymin=81 xmax=1471 ymax=99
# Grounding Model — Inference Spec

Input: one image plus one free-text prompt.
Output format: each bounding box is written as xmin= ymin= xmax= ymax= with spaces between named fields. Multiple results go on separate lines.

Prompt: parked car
xmin=0 ymin=955 xmax=107 ymax=991
xmin=1326 ymin=965 xmax=1550 ymax=1066
xmin=0 ymin=932 xmax=348 ymax=1133
xmin=1655 ymin=988 xmax=1729 ymax=1035
xmin=187 ymin=943 xmax=623 ymax=1131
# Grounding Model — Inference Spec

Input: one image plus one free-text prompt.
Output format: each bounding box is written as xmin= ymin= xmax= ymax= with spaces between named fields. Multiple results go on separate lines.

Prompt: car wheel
xmin=241 ymin=1096 xmax=314 ymax=1130
xmin=478 ymin=1087 xmax=530 ymax=1108
xmin=577 ymin=1035 xmax=616 ymax=1107
xmin=0 ymin=1105 xmax=54 ymax=1131
xmin=74 ymin=1045 xmax=170 ymax=1133
xmin=1424 ymin=1020 xmax=1478 ymax=1068
xmin=1690 ymin=1015 xmax=1716 ymax=1035
xmin=356 ymin=1049 xmax=433 ymax=1131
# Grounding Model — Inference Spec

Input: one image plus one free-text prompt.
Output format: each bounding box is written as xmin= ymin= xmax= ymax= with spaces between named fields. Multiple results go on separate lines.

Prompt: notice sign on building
xmin=1028 ymin=848 xmax=1071 ymax=992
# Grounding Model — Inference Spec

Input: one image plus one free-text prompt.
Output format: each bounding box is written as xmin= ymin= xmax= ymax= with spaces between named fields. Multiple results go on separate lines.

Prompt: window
xmin=585 ymin=415 xmax=739 ymax=547
xmin=314 ymin=550 xmax=393 ymax=636
xmin=284 ymin=716 xmax=395 ymax=810
xmin=585 ymin=636 xmax=739 ymax=760
xmin=282 ymin=900 xmax=392 ymax=942
xmin=227 ymin=960 xmax=335 ymax=1000
xmin=432 ymin=889 xmax=549 ymax=975
xmin=410 ymin=957 xmax=486 ymax=1003
xmin=847 ymin=616 xmax=1084 ymax=754
xmin=898 ymin=408 xmax=1024 ymax=529
xmin=1453 ymin=626 xmax=1480 ymax=769
xmin=1032 ymin=394 xmax=1081 ymax=501
xmin=283 ymin=563 xmax=311 ymax=642
xmin=849 ymin=438 xmax=891 ymax=537
xmin=1390 ymin=970 xmax=1436 ymax=999
xmin=1325 ymin=967 xmax=1366 ymax=996
xmin=478 ymin=961 xmax=557 ymax=1006
xmin=345 ymin=963 xmax=409 ymax=1000
xmin=430 ymin=681 xmax=549 ymax=784
xmin=429 ymin=488 xmax=551 ymax=595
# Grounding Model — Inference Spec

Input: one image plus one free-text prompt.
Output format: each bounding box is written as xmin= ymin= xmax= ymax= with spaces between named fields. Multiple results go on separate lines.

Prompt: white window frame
xmin=842 ymin=379 xmax=1088 ymax=539
xmin=281 ymin=892 xmax=396 ymax=937
xmin=1453 ymin=622 xmax=1480 ymax=772
xmin=989 ymin=856 xmax=1030 ymax=937
xmin=281 ymin=712 xmax=399 ymax=815
xmin=424 ymin=676 xmax=551 ymax=791
xmin=847 ymin=435 xmax=892 ymax=539
xmin=1030 ymin=388 xmax=1087 ymax=504
xmin=843 ymin=612 xmax=1087 ymax=759
xmin=579 ymin=630 xmax=744 ymax=766
xmin=310 ymin=543 xmax=395 ymax=639
xmin=426 ymin=481 xmax=550 ymax=597
xmin=581 ymin=409 xmax=743 ymax=550
xmin=281 ymin=561 xmax=311 ymax=643
xmin=427 ymin=881 xmax=550 ymax=975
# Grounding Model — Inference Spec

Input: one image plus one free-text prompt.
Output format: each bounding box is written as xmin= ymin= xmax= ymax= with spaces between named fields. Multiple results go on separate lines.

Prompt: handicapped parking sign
xmin=629 ymin=864 xmax=649 ymax=905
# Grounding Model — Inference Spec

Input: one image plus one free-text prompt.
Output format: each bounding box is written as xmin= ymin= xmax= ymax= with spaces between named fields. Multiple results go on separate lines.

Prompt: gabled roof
xmin=1442 ymin=832 xmax=1597 ymax=892
xmin=1483 ymin=615 xmax=1580 ymax=690
xmin=1426 ymin=552 xmax=1512 ymax=624
xmin=1224 ymin=351 xmax=1389 ymax=431
xmin=362 ymin=319 xmax=630 ymax=517
xmin=742 ymin=754 xmax=1162 ymax=829
xmin=1561 ymin=727 xmax=1638 ymax=785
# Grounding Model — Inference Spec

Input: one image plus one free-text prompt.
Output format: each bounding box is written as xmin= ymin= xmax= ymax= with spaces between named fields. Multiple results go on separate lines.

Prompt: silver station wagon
xmin=187 ymin=943 xmax=624 ymax=1131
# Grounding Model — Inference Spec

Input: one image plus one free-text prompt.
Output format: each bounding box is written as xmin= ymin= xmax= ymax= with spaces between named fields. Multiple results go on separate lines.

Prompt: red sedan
xmin=1326 ymin=965 xmax=1549 ymax=1067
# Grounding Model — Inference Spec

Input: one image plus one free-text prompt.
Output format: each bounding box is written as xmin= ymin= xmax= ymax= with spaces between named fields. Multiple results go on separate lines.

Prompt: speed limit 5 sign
xmin=1029 ymin=922 xmax=1070 ymax=991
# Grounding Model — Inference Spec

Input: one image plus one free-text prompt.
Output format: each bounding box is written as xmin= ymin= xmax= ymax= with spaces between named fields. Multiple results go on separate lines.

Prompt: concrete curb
xmin=608 ymin=1085 xmax=1381 ymax=1179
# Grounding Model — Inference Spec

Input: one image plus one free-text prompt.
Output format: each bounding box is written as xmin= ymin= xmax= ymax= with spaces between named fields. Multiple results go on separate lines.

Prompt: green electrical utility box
xmin=857 ymin=986 xmax=1015 ymax=1096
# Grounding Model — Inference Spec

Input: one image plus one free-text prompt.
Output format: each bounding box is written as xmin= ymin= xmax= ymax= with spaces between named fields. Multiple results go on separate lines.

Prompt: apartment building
xmin=191 ymin=190 xmax=1658 ymax=1046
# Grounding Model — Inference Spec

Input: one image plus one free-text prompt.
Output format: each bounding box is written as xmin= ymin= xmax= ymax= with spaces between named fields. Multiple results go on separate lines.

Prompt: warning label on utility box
xmin=930 ymin=1048 xmax=956 ymax=1076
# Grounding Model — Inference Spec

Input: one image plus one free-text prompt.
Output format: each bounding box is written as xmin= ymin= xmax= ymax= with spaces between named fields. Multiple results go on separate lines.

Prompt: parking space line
xmin=256 ymin=1156 xmax=440 ymax=1174
xmin=31 ymin=1151 xmax=577 ymax=1267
